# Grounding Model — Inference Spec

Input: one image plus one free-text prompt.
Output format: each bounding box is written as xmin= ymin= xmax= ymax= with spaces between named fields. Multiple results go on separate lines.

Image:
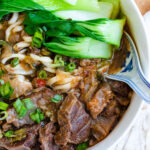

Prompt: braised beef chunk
xmin=91 ymin=98 xmax=123 ymax=144
xmin=87 ymin=83 xmax=114 ymax=119
xmin=108 ymin=80 xmax=131 ymax=97
xmin=6 ymin=108 xmax=34 ymax=128
xmin=80 ymin=66 xmax=99 ymax=103
xmin=6 ymin=88 xmax=59 ymax=128
xmin=101 ymin=100 xmax=120 ymax=117
xmin=0 ymin=124 xmax=40 ymax=150
xmin=39 ymin=123 xmax=59 ymax=150
xmin=115 ymin=95 xmax=130 ymax=106
xmin=55 ymin=94 xmax=91 ymax=145
xmin=92 ymin=115 xmax=117 ymax=142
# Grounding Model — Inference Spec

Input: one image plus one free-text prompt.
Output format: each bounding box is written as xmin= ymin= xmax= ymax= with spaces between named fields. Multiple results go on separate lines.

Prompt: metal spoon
xmin=106 ymin=31 xmax=150 ymax=103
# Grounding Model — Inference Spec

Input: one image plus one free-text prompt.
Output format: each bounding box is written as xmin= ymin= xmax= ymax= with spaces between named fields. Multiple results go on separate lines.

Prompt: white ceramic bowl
xmin=89 ymin=0 xmax=150 ymax=150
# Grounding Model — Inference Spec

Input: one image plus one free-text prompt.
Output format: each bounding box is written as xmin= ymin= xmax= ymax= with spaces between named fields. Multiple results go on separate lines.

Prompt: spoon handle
xmin=107 ymin=73 xmax=150 ymax=103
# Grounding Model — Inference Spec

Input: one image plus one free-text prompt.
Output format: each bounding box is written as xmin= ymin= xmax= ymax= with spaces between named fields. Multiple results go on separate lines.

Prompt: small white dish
xmin=89 ymin=0 xmax=150 ymax=149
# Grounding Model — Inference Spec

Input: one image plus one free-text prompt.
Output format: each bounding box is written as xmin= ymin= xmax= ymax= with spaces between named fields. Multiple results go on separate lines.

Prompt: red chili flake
xmin=37 ymin=79 xmax=46 ymax=87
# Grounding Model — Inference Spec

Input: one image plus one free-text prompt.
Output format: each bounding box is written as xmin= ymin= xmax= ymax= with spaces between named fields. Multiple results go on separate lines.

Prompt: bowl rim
xmin=88 ymin=0 xmax=150 ymax=149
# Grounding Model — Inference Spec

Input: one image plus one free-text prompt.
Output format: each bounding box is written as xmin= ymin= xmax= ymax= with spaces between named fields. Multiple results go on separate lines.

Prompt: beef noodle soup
xmin=0 ymin=0 xmax=133 ymax=149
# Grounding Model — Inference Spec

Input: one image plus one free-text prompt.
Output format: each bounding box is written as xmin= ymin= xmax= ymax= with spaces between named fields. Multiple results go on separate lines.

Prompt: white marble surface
xmin=111 ymin=12 xmax=150 ymax=150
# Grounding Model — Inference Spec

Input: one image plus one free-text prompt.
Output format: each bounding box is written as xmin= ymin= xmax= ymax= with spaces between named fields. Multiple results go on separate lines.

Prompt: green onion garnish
xmin=32 ymin=27 xmax=43 ymax=48
xmin=77 ymin=142 xmax=88 ymax=150
xmin=18 ymin=106 xmax=28 ymax=119
xmin=4 ymin=130 xmax=15 ymax=138
xmin=39 ymin=70 xmax=47 ymax=79
xmin=51 ymin=55 xmax=64 ymax=67
xmin=0 ymin=102 xmax=9 ymax=110
xmin=13 ymin=99 xmax=27 ymax=119
xmin=51 ymin=94 xmax=63 ymax=103
xmin=11 ymin=57 xmax=19 ymax=67
xmin=0 ymin=40 xmax=6 ymax=46
xmin=0 ymin=111 xmax=8 ymax=120
xmin=30 ymin=109 xmax=44 ymax=123
xmin=0 ymin=82 xmax=14 ymax=99
xmin=65 ymin=62 xmax=76 ymax=72
xmin=22 ymin=98 xmax=34 ymax=110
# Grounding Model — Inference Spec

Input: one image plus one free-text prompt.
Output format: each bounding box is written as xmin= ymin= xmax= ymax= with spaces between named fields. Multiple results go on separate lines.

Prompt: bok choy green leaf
xmin=23 ymin=11 xmax=76 ymax=36
xmin=23 ymin=10 xmax=59 ymax=25
xmin=44 ymin=36 xmax=112 ymax=59
xmin=0 ymin=0 xmax=44 ymax=12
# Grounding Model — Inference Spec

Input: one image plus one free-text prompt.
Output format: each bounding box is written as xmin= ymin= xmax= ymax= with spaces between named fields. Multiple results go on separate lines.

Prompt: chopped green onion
xmin=0 ymin=40 xmax=6 ymax=46
xmin=51 ymin=94 xmax=63 ymax=103
xmin=0 ymin=102 xmax=9 ymax=110
xmin=32 ymin=27 xmax=44 ymax=48
xmin=0 ymin=79 xmax=4 ymax=85
xmin=54 ymin=55 xmax=64 ymax=65
xmin=0 ymin=70 xmax=6 ymax=77
xmin=22 ymin=98 xmax=34 ymax=110
xmin=13 ymin=99 xmax=27 ymax=119
xmin=30 ymin=109 xmax=44 ymax=123
xmin=0 ymin=111 xmax=8 ymax=120
xmin=18 ymin=106 xmax=28 ymax=119
xmin=4 ymin=129 xmax=27 ymax=140
xmin=11 ymin=57 xmax=19 ymax=67
xmin=65 ymin=62 xmax=76 ymax=72
xmin=4 ymin=130 xmax=15 ymax=138
xmin=39 ymin=70 xmax=47 ymax=79
xmin=13 ymin=128 xmax=27 ymax=142
xmin=0 ymin=82 xmax=14 ymax=99
xmin=77 ymin=142 xmax=88 ymax=150
xmin=51 ymin=55 xmax=64 ymax=67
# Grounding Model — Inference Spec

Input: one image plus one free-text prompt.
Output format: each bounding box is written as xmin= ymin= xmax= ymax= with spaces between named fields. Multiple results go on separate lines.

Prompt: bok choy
xmin=53 ymin=2 xmax=113 ymax=20
xmin=76 ymin=18 xmax=126 ymax=47
xmin=100 ymin=0 xmax=120 ymax=19
xmin=44 ymin=37 xmax=112 ymax=59
xmin=23 ymin=10 xmax=125 ymax=48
